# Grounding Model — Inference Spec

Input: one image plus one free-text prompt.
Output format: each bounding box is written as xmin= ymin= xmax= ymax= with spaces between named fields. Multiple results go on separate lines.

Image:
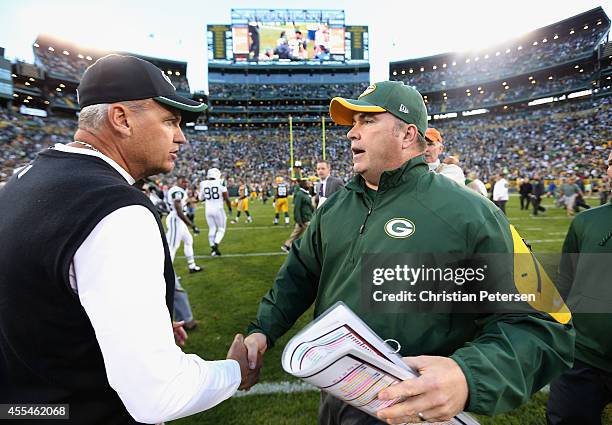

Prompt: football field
xmin=169 ymin=193 xmax=611 ymax=425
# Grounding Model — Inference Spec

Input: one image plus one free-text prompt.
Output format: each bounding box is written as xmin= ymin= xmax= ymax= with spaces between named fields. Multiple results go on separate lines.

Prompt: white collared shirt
xmin=55 ymin=143 xmax=240 ymax=423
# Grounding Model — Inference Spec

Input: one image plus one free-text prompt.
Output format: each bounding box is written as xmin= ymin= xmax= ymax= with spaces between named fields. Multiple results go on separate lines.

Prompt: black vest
xmin=0 ymin=149 xmax=175 ymax=424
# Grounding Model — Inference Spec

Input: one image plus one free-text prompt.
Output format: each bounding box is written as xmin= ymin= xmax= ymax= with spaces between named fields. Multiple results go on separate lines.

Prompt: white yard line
xmin=233 ymin=381 xmax=317 ymax=397
xmin=181 ymin=252 xmax=287 ymax=259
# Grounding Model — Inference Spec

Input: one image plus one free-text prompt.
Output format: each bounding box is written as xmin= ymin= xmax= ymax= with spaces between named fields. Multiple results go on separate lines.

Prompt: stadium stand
xmin=0 ymin=8 xmax=610 ymax=194
xmin=390 ymin=7 xmax=610 ymax=94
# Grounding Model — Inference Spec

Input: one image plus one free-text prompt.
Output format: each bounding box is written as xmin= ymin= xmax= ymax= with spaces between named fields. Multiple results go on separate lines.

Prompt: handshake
xmin=226 ymin=333 xmax=267 ymax=390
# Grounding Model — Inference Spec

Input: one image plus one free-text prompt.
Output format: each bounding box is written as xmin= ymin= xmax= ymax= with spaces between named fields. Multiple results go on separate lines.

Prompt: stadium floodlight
xmin=78 ymin=54 xmax=84 ymax=59
xmin=575 ymin=65 xmax=579 ymax=69
xmin=465 ymin=89 xmax=470 ymax=92
xmin=12 ymin=93 xmax=17 ymax=97
xmin=528 ymin=97 xmax=554 ymax=106
xmin=528 ymin=76 xmax=533 ymax=80
xmin=598 ymin=20 xmax=602 ymax=25
xmin=44 ymin=101 xmax=50 ymax=105
xmin=402 ymin=70 xmax=406 ymax=74
xmin=442 ymin=63 xmax=447 ymax=68
xmin=452 ymin=61 xmax=457 ymax=66
xmin=63 ymin=50 xmax=70 ymax=55
xmin=495 ymin=51 xmax=500 ymax=56
xmin=570 ymin=29 xmax=575 ymax=34
xmin=27 ymin=96 xmax=32 ymax=100
xmin=48 ymin=47 xmax=54 ymax=52
xmin=420 ymin=67 xmax=424 ymax=71
xmin=29 ymin=77 xmax=34 ymax=82
xmin=432 ymin=65 xmax=437 ymax=70
xmin=409 ymin=69 xmax=413 ymax=73
xmin=568 ymin=89 xmax=592 ymax=99
xmin=392 ymin=71 xmax=397 ymax=76
xmin=583 ymin=25 xmax=588 ymax=30
xmin=477 ymin=86 xmax=482 ymax=90
xmin=55 ymin=88 xmax=61 ymax=92
xmin=33 ymin=43 xmax=39 ymax=48
xmin=531 ymin=80 xmax=536 ymax=84
xmin=175 ymin=71 xmax=180 ymax=76
xmin=502 ymin=81 xmax=507 ymax=85
xmin=579 ymin=69 xmax=584 ymax=73
xmin=24 ymin=82 xmax=30 ymax=86
xmin=532 ymin=41 xmax=538 ymax=46
xmin=462 ymin=108 xmax=488 ymax=116
xmin=505 ymin=48 xmax=510 ymax=53
xmin=465 ymin=58 xmax=470 ymax=63
xmin=554 ymin=34 xmax=559 ymax=39
xmin=517 ymin=46 xmax=522 ymax=50
xmin=59 ymin=83 xmax=65 ymax=88
xmin=548 ymin=76 xmax=553 ymax=80
xmin=11 ymin=73 xmax=16 ymax=78
xmin=86 ymin=56 xmax=92 ymax=60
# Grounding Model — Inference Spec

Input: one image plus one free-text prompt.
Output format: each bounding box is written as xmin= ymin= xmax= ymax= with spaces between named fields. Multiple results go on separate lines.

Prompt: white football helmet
xmin=207 ymin=168 xmax=221 ymax=180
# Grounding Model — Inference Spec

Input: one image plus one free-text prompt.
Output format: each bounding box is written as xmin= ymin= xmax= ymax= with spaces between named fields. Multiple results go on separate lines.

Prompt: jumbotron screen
xmin=230 ymin=9 xmax=346 ymax=61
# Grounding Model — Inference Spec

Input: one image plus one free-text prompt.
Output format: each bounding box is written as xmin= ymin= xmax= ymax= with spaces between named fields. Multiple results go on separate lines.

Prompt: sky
xmin=1 ymin=0 xmax=610 ymax=92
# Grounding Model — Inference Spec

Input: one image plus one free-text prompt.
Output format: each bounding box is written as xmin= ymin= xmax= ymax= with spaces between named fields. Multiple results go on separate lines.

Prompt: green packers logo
xmin=384 ymin=218 xmax=415 ymax=239
xmin=358 ymin=84 xmax=376 ymax=99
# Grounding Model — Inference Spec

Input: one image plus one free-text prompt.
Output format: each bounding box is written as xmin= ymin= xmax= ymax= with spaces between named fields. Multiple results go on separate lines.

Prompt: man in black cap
xmin=0 ymin=54 xmax=255 ymax=424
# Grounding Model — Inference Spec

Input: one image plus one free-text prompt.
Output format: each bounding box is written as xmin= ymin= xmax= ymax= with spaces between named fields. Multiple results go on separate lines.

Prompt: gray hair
xmin=78 ymin=104 xmax=109 ymax=131
xmin=78 ymin=100 xmax=150 ymax=131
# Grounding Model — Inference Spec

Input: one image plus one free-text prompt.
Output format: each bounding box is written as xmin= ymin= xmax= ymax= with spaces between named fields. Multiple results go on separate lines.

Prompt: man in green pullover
xmin=282 ymin=179 xmax=315 ymax=252
xmin=547 ymin=150 xmax=612 ymax=425
xmin=245 ymin=81 xmax=574 ymax=424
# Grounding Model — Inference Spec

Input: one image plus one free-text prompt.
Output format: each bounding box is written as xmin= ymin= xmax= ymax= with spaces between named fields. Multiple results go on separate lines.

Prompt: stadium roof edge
xmin=34 ymin=34 xmax=188 ymax=68
xmin=390 ymin=6 xmax=610 ymax=67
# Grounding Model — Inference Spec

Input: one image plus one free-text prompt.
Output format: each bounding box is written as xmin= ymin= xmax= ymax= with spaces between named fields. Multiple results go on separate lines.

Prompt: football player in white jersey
xmin=166 ymin=176 xmax=202 ymax=273
xmin=199 ymin=168 xmax=232 ymax=256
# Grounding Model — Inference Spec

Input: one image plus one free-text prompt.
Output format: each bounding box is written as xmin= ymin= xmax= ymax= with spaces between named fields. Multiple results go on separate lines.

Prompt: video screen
xmin=231 ymin=10 xmax=346 ymax=61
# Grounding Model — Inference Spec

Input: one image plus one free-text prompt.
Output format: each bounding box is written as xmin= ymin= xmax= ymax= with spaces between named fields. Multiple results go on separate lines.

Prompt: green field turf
xmin=169 ymin=193 xmax=611 ymax=425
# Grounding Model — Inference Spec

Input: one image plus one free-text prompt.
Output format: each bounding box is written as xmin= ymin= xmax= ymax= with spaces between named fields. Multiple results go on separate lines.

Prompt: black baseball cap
xmin=77 ymin=54 xmax=207 ymax=122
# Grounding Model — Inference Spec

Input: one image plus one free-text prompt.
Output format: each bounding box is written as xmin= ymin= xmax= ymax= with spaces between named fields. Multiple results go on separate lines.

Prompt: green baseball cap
xmin=329 ymin=81 xmax=428 ymax=135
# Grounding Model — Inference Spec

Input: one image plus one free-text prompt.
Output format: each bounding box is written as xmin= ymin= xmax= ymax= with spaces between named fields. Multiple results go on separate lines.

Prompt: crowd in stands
xmin=436 ymin=95 xmax=611 ymax=182
xmin=395 ymin=24 xmax=608 ymax=92
xmin=169 ymin=75 xmax=190 ymax=93
xmin=35 ymin=48 xmax=94 ymax=81
xmin=1 ymin=96 xmax=610 ymax=193
xmin=427 ymin=71 xmax=594 ymax=113
xmin=0 ymin=107 xmax=73 ymax=182
xmin=50 ymin=90 xmax=79 ymax=109
xmin=208 ymin=83 xmax=369 ymax=100
xmin=34 ymin=48 xmax=190 ymax=93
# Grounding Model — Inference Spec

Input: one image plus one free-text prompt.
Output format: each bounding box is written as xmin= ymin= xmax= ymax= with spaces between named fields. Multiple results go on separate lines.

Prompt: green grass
xmin=169 ymin=194 xmax=610 ymax=424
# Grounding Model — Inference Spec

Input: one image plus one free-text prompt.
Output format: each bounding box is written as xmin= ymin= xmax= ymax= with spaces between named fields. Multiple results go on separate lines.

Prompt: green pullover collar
xmin=346 ymin=154 xmax=429 ymax=194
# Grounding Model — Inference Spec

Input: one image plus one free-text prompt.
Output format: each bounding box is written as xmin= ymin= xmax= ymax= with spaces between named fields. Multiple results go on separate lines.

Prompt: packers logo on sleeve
xmin=510 ymin=225 xmax=571 ymax=324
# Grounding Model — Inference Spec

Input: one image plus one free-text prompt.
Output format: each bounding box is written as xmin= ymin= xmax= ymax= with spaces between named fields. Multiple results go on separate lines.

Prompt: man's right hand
xmin=242 ymin=332 xmax=268 ymax=390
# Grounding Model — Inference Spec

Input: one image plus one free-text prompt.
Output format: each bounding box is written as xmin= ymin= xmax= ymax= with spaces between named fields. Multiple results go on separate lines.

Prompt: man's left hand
xmin=376 ymin=356 xmax=469 ymax=424
xmin=173 ymin=321 xmax=188 ymax=347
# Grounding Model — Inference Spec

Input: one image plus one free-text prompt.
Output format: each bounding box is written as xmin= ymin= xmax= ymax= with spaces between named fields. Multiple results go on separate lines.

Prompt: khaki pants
xmin=284 ymin=221 xmax=310 ymax=247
